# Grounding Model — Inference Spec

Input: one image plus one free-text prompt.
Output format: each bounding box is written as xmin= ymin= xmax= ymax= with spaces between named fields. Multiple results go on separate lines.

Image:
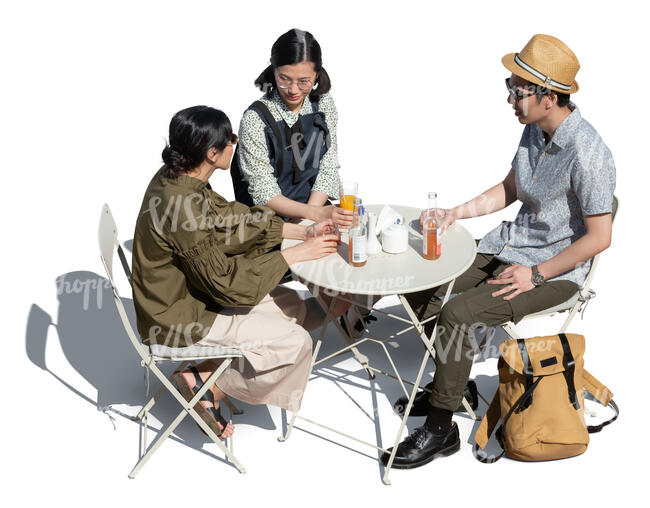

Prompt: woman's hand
xmin=282 ymin=234 xmax=339 ymax=265
xmin=419 ymin=208 xmax=457 ymax=233
xmin=311 ymin=204 xmax=354 ymax=228
xmin=487 ymin=264 xmax=535 ymax=300
xmin=300 ymin=234 xmax=339 ymax=261
xmin=309 ymin=219 xmax=337 ymax=237
xmin=329 ymin=205 xmax=354 ymax=229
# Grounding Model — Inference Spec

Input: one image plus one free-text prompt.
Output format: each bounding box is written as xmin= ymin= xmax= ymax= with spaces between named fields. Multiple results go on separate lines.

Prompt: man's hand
xmin=419 ymin=208 xmax=457 ymax=234
xmin=487 ymin=264 xmax=535 ymax=300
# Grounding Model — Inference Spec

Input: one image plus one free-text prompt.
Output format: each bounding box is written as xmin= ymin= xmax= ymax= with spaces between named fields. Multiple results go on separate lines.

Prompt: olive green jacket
xmin=131 ymin=168 xmax=288 ymax=347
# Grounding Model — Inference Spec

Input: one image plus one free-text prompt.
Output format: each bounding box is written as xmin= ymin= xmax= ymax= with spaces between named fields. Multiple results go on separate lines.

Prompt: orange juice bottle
xmin=423 ymin=192 xmax=441 ymax=260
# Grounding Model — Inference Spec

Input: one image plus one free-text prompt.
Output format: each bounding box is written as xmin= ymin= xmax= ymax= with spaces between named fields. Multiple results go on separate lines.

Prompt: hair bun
xmin=161 ymin=145 xmax=191 ymax=175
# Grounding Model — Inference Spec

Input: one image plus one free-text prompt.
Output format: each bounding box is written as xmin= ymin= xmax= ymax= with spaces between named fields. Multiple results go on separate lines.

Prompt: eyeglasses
xmin=275 ymin=71 xmax=317 ymax=91
xmin=505 ymin=78 xmax=550 ymax=102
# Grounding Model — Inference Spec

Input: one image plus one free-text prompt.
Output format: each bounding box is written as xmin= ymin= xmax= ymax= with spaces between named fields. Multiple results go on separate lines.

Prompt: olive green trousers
xmin=403 ymin=249 xmax=579 ymax=411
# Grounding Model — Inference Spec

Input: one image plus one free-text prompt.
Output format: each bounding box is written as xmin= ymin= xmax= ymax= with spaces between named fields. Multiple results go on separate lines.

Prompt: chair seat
xmin=520 ymin=291 xmax=580 ymax=320
xmin=149 ymin=343 xmax=243 ymax=361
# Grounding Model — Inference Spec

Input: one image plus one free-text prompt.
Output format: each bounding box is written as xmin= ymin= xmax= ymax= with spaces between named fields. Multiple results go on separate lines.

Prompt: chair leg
xmin=135 ymin=360 xmax=191 ymax=421
xmin=140 ymin=410 xmax=148 ymax=458
xmin=558 ymin=304 xmax=580 ymax=333
xmin=131 ymin=405 xmax=247 ymax=478
xmin=129 ymin=358 xmax=246 ymax=478
xmin=129 ymin=402 xmax=193 ymax=478
xmin=501 ymin=322 xmax=521 ymax=340
xmin=136 ymin=387 xmax=163 ymax=421
xmin=460 ymin=396 xmax=478 ymax=421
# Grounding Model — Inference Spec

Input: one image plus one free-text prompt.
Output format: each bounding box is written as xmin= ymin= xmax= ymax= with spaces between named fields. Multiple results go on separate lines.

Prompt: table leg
xmin=278 ymin=296 xmax=337 ymax=443
xmin=400 ymin=283 xmax=479 ymax=420
xmin=381 ymin=281 xmax=457 ymax=485
xmin=314 ymin=293 xmax=374 ymax=379
xmin=381 ymin=339 xmax=432 ymax=485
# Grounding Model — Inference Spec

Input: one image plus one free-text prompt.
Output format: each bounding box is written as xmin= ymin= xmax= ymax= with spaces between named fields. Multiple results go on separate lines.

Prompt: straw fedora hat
xmin=502 ymin=34 xmax=580 ymax=94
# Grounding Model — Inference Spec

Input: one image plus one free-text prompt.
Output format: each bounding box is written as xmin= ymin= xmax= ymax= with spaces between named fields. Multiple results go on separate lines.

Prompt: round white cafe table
xmin=279 ymin=204 xmax=478 ymax=486
xmin=281 ymin=204 xmax=477 ymax=295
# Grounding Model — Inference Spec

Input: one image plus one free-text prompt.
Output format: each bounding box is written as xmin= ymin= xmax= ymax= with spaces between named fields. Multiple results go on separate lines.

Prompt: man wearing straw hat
xmin=383 ymin=34 xmax=616 ymax=469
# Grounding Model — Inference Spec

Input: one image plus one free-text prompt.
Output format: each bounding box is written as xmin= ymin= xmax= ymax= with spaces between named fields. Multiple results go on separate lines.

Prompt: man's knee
xmin=439 ymin=297 xmax=473 ymax=328
xmin=438 ymin=296 xmax=489 ymax=355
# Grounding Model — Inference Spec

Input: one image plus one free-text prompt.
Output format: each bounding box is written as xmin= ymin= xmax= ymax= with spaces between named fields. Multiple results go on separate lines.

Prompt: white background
xmin=2 ymin=0 xmax=647 ymax=505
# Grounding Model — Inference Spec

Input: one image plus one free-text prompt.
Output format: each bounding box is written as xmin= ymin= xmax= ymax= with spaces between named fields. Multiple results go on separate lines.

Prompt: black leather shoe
xmin=380 ymin=422 xmax=460 ymax=469
xmin=339 ymin=307 xmax=377 ymax=339
xmin=393 ymin=380 xmax=479 ymax=417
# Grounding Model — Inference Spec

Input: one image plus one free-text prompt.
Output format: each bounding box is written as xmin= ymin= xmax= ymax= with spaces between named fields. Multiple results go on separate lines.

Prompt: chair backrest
xmin=99 ymin=204 xmax=119 ymax=285
xmin=581 ymin=194 xmax=619 ymax=292
xmin=98 ymin=204 xmax=148 ymax=359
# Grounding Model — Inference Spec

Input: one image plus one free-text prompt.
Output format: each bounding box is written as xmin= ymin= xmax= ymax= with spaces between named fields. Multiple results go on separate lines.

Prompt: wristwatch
xmin=531 ymin=265 xmax=545 ymax=286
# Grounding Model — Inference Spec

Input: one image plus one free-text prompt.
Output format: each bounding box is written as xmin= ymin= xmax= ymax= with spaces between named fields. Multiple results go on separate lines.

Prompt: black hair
xmin=524 ymin=79 xmax=571 ymax=108
xmin=254 ymin=28 xmax=331 ymax=101
xmin=161 ymin=106 xmax=233 ymax=178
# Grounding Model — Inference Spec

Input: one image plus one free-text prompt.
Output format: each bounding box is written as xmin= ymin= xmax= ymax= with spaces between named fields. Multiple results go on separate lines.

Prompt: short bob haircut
xmin=161 ymin=106 xmax=233 ymax=178
xmin=254 ymin=28 xmax=331 ymax=101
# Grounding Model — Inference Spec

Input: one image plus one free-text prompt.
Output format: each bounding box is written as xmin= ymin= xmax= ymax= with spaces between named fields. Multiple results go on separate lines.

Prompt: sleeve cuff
xmin=265 ymin=215 xmax=286 ymax=244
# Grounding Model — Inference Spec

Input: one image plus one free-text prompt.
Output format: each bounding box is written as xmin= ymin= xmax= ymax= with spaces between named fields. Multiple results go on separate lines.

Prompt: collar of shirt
xmin=269 ymin=89 xmax=314 ymax=126
xmin=533 ymin=102 xmax=582 ymax=151
xmin=168 ymin=172 xmax=208 ymax=191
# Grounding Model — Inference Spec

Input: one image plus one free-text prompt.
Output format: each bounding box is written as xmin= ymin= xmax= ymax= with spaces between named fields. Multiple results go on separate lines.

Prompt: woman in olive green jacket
xmin=132 ymin=106 xmax=347 ymax=439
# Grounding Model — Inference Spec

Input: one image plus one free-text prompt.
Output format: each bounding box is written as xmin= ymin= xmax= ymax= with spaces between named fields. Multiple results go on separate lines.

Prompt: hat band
xmin=514 ymin=53 xmax=571 ymax=92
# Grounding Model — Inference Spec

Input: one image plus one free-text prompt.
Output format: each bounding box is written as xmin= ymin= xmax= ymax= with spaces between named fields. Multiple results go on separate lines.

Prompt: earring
xmin=312 ymin=82 xmax=319 ymax=90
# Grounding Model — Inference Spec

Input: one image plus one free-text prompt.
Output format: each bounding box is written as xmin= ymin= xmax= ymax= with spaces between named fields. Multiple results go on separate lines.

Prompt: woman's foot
xmin=173 ymin=366 xmax=235 ymax=439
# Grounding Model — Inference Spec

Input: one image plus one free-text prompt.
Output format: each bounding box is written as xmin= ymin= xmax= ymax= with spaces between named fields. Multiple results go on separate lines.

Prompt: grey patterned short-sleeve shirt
xmin=477 ymin=103 xmax=616 ymax=287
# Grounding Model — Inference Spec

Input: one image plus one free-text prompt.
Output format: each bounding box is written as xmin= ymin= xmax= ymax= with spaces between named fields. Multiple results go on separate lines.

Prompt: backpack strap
xmin=516 ymin=338 xmax=534 ymax=411
xmin=558 ymin=333 xmax=580 ymax=409
xmin=583 ymin=369 xmax=614 ymax=406
xmin=582 ymin=369 xmax=619 ymax=433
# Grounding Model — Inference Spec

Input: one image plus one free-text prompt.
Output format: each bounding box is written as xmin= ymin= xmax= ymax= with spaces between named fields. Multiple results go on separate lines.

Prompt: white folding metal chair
xmin=500 ymin=195 xmax=619 ymax=341
xmin=98 ymin=203 xmax=246 ymax=478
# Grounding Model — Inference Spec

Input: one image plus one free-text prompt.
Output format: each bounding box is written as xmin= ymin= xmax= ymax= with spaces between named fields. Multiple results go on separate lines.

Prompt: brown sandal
xmin=172 ymin=366 xmax=228 ymax=438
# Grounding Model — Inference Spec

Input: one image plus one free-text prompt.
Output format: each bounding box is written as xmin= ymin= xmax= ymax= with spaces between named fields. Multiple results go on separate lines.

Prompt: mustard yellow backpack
xmin=474 ymin=333 xmax=618 ymax=462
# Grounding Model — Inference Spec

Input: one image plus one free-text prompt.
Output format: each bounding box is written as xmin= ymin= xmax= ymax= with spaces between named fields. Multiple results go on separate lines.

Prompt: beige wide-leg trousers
xmin=196 ymin=286 xmax=325 ymax=412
